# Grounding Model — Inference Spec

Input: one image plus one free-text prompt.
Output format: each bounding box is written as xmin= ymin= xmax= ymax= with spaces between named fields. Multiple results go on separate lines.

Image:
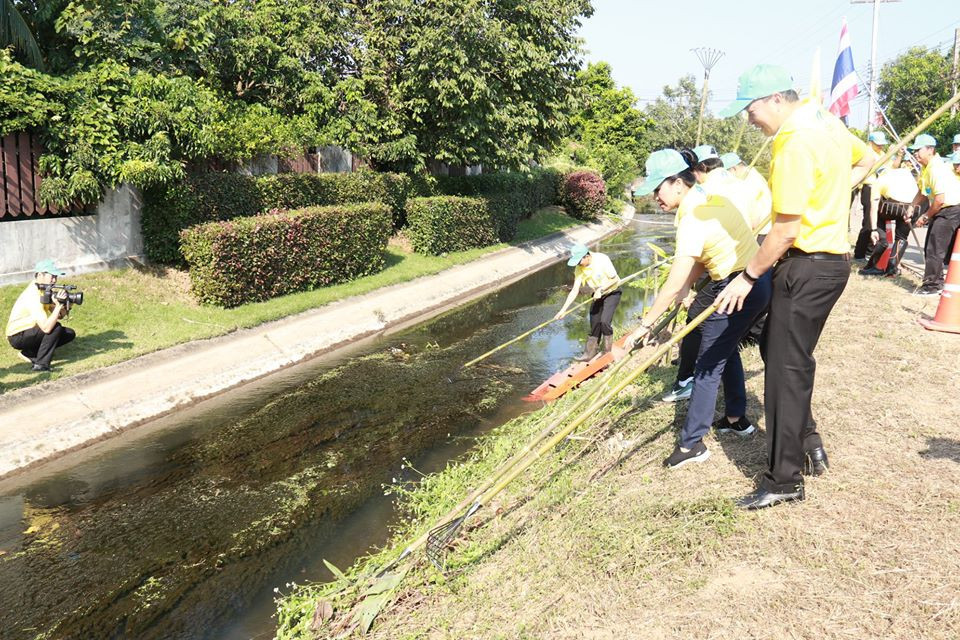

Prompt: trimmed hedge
xmin=180 ymin=203 xmax=392 ymax=307
xmin=143 ymin=171 xmax=410 ymax=265
xmin=405 ymin=196 xmax=498 ymax=255
xmin=431 ymin=168 xmax=562 ymax=241
xmin=142 ymin=173 xmax=263 ymax=265
xmin=562 ymin=170 xmax=607 ymax=219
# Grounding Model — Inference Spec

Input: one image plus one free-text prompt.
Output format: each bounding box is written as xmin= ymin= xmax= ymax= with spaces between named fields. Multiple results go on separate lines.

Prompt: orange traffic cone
xmin=875 ymin=219 xmax=895 ymax=271
xmin=919 ymin=229 xmax=960 ymax=334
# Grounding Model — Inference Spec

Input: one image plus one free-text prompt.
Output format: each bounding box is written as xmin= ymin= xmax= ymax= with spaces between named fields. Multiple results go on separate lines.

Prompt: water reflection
xmin=0 ymin=225 xmax=670 ymax=640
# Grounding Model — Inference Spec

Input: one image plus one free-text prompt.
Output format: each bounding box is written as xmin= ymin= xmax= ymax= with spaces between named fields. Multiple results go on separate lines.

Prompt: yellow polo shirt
xmin=875 ymin=167 xmax=919 ymax=204
xmin=919 ymin=155 xmax=960 ymax=207
xmin=674 ymin=184 xmax=708 ymax=226
xmin=769 ymin=100 xmax=869 ymax=254
xmin=6 ymin=283 xmax=53 ymax=336
xmin=675 ymin=194 xmax=759 ymax=281
xmin=574 ymin=252 xmax=619 ymax=292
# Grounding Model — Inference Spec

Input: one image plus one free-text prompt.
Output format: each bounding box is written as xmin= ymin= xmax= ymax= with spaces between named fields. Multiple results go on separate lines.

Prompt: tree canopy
xmin=877 ymin=46 xmax=959 ymax=152
xmin=1 ymin=0 xmax=594 ymax=205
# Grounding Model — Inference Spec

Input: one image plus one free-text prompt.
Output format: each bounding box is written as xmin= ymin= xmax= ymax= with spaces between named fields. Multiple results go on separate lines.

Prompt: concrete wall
xmin=0 ymin=183 xmax=144 ymax=285
xmin=318 ymin=146 xmax=353 ymax=173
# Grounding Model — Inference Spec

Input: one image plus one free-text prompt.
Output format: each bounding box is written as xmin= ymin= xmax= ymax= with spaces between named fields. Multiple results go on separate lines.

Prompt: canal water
xmin=0 ymin=225 xmax=670 ymax=640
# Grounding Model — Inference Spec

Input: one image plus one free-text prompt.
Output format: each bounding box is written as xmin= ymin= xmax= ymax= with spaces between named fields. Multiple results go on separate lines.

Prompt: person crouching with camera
xmin=6 ymin=259 xmax=76 ymax=372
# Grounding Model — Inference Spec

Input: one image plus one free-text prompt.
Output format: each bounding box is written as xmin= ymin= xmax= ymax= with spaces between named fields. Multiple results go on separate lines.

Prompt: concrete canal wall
xmin=0 ymin=218 xmax=624 ymax=478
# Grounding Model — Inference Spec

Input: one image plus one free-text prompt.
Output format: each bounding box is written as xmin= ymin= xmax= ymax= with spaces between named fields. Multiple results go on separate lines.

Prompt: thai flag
xmin=828 ymin=18 xmax=859 ymax=120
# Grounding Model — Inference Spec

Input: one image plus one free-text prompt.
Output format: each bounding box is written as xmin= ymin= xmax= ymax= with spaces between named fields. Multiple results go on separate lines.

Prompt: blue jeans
xmin=680 ymin=271 xmax=772 ymax=448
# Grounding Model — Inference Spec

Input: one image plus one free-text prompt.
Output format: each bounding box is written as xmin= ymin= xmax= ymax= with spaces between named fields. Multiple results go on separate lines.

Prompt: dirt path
xmin=364 ymin=270 xmax=960 ymax=639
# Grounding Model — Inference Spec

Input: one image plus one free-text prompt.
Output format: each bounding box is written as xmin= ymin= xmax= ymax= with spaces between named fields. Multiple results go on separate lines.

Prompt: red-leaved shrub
xmin=562 ymin=170 xmax=606 ymax=219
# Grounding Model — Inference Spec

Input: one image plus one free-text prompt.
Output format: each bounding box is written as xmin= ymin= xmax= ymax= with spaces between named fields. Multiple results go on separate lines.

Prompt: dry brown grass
xmin=365 ymin=270 xmax=960 ymax=640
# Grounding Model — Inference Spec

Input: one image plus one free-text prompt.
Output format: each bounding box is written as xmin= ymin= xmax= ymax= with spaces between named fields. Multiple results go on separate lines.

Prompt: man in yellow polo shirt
xmin=554 ymin=244 xmax=622 ymax=361
xmin=6 ymin=259 xmax=76 ymax=372
xmin=909 ymin=134 xmax=960 ymax=295
xmin=715 ymin=65 xmax=875 ymax=509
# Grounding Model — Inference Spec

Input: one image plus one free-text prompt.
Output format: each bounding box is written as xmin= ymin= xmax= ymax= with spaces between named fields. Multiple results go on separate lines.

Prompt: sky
xmin=578 ymin=0 xmax=960 ymax=129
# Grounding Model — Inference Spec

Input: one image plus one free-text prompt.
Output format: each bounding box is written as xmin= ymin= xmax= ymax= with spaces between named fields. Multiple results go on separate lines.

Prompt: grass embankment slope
xmin=0 ymin=207 xmax=580 ymax=394
xmin=281 ymin=270 xmax=960 ymax=639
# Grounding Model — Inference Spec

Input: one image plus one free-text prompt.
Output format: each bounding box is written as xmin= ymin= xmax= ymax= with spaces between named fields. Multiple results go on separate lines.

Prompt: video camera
xmin=37 ymin=283 xmax=84 ymax=311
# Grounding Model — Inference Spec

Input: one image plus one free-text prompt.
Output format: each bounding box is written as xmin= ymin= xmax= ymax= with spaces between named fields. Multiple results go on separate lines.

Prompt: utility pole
xmin=851 ymin=0 xmax=901 ymax=134
xmin=691 ymin=48 xmax=724 ymax=147
xmin=952 ymin=27 xmax=959 ymax=115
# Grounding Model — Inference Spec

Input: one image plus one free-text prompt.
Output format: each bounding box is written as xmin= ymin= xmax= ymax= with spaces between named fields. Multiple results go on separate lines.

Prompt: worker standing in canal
xmin=714 ymin=64 xmax=875 ymax=509
xmin=554 ymin=244 xmax=621 ymax=361
xmin=622 ymin=149 xmax=771 ymax=469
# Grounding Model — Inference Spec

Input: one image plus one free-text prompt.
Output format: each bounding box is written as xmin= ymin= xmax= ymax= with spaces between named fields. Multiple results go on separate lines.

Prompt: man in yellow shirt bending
xmin=715 ymin=64 xmax=875 ymax=510
xmin=6 ymin=259 xmax=76 ymax=372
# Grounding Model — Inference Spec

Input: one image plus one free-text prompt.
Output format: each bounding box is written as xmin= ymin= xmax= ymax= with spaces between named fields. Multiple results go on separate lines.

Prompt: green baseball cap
xmin=635 ymin=149 xmax=690 ymax=196
xmin=567 ymin=243 xmax=589 ymax=267
xmin=868 ymin=131 xmax=889 ymax=146
xmin=949 ymin=151 xmax=960 ymax=165
xmin=718 ymin=64 xmax=795 ymax=118
xmin=953 ymin=134 xmax=960 ymax=145
xmin=720 ymin=152 xmax=742 ymax=169
xmin=34 ymin=259 xmax=65 ymax=276
xmin=693 ymin=145 xmax=719 ymax=162
xmin=908 ymin=133 xmax=937 ymax=150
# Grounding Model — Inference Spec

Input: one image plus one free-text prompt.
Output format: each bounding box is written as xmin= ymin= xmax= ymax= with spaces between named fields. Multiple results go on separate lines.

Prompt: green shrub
xmin=430 ymin=168 xmax=561 ymax=240
xmin=405 ymin=196 xmax=498 ymax=255
xmin=180 ymin=203 xmax=392 ymax=307
xmin=256 ymin=172 xmax=412 ymax=227
xmin=144 ymin=171 xmax=411 ymax=265
xmin=142 ymin=173 xmax=263 ymax=265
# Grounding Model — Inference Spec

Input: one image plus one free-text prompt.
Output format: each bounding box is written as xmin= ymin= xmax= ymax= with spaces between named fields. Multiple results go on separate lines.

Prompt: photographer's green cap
xmin=635 ymin=149 xmax=690 ymax=196
xmin=868 ymin=131 xmax=889 ymax=145
xmin=567 ymin=243 xmax=590 ymax=267
xmin=908 ymin=133 xmax=937 ymax=150
xmin=35 ymin=259 xmax=65 ymax=276
xmin=720 ymin=152 xmax=742 ymax=169
xmin=718 ymin=64 xmax=795 ymax=118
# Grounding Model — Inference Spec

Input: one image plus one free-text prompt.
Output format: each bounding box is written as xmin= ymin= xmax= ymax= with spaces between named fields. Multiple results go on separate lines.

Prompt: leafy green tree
xmin=345 ymin=0 xmax=592 ymax=171
xmin=1 ymin=0 xmax=44 ymax=69
xmin=877 ymin=46 xmax=959 ymax=153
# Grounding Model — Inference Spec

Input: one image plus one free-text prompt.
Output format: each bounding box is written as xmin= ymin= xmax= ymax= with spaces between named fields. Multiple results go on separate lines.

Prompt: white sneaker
xmin=661 ymin=377 xmax=694 ymax=402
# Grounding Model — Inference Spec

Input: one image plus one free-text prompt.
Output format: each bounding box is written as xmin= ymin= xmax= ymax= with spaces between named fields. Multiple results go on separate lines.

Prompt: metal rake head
xmin=425 ymin=515 xmax=467 ymax=571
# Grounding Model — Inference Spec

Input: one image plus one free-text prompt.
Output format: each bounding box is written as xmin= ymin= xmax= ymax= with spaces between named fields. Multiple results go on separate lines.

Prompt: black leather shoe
xmin=860 ymin=266 xmax=884 ymax=276
xmin=31 ymin=363 xmax=51 ymax=372
xmin=803 ymin=447 xmax=829 ymax=476
xmin=737 ymin=486 xmax=804 ymax=510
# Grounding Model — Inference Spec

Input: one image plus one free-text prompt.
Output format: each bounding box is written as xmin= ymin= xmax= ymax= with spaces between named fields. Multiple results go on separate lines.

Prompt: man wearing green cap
xmin=953 ymin=134 xmax=960 ymax=155
xmin=5 ymin=259 xmax=76 ymax=372
xmin=854 ymin=131 xmax=901 ymax=259
xmin=909 ymin=133 xmax=960 ymax=295
xmin=554 ymin=244 xmax=621 ymax=361
xmin=714 ymin=64 xmax=875 ymax=510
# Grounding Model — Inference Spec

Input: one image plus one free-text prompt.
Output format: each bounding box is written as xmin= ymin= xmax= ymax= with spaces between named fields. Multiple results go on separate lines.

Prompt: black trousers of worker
xmin=853 ymin=185 xmax=874 ymax=259
xmin=588 ymin=290 xmax=621 ymax=338
xmin=865 ymin=198 xmax=913 ymax=271
xmin=922 ymin=205 xmax=960 ymax=288
xmin=759 ymin=255 xmax=850 ymax=493
xmin=8 ymin=324 xmax=75 ymax=367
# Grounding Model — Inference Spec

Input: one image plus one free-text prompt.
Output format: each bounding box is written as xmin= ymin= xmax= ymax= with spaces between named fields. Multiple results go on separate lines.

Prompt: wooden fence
xmin=0 ymin=132 xmax=87 ymax=221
